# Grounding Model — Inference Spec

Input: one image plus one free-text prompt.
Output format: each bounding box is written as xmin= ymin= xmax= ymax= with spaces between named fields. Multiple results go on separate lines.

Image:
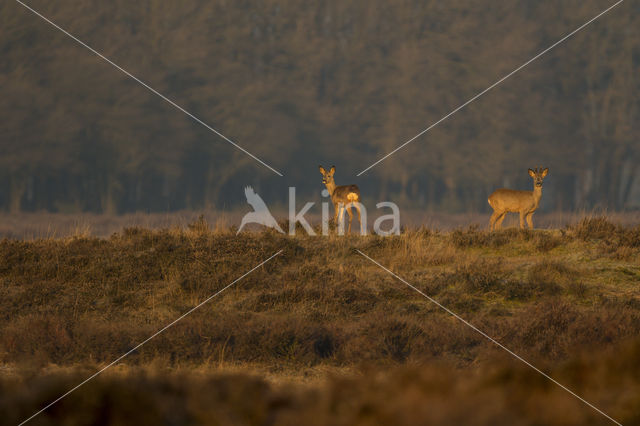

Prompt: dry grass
xmin=0 ymin=216 xmax=639 ymax=424
xmin=1 ymin=210 xmax=638 ymax=239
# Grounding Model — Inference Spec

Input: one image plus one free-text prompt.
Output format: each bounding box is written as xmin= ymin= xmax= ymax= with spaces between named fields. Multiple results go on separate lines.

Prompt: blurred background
xmin=1 ymin=0 xmax=639 ymax=217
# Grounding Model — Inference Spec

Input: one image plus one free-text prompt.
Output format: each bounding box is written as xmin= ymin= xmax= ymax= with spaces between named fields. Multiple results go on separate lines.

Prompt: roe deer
xmin=319 ymin=165 xmax=362 ymax=234
xmin=488 ymin=167 xmax=548 ymax=230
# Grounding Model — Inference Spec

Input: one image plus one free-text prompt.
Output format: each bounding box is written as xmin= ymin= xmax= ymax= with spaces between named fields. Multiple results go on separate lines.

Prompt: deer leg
xmin=346 ymin=207 xmax=354 ymax=234
xmin=519 ymin=212 xmax=525 ymax=229
xmin=334 ymin=203 xmax=344 ymax=233
xmin=337 ymin=205 xmax=345 ymax=233
xmin=495 ymin=212 xmax=507 ymax=229
xmin=489 ymin=211 xmax=501 ymax=231
xmin=526 ymin=213 xmax=534 ymax=229
xmin=354 ymin=203 xmax=362 ymax=234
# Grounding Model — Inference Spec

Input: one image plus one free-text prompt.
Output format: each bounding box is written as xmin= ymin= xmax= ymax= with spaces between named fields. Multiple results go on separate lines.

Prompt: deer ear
xmin=528 ymin=168 xmax=535 ymax=178
xmin=541 ymin=168 xmax=549 ymax=177
xmin=329 ymin=166 xmax=336 ymax=175
xmin=319 ymin=166 xmax=326 ymax=175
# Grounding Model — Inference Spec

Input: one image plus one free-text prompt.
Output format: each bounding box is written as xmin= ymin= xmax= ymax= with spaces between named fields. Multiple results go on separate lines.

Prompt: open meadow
xmin=1 ymin=216 xmax=640 ymax=425
xmin=3 ymin=0 xmax=639 ymax=424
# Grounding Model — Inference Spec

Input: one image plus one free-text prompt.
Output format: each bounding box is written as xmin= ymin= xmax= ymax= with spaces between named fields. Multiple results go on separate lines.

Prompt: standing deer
xmin=319 ymin=165 xmax=362 ymax=234
xmin=488 ymin=167 xmax=548 ymax=230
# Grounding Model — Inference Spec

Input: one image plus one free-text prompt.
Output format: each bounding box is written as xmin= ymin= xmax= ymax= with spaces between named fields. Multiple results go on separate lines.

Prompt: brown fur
xmin=488 ymin=167 xmax=548 ymax=230
xmin=319 ymin=165 xmax=362 ymax=234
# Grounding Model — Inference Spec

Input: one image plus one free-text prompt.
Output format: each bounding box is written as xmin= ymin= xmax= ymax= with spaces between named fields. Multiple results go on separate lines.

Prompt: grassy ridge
xmin=1 ymin=217 xmax=640 ymax=424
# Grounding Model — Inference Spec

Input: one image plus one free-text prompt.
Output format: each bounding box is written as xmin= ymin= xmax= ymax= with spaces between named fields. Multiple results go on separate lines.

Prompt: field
xmin=1 ymin=216 xmax=640 ymax=425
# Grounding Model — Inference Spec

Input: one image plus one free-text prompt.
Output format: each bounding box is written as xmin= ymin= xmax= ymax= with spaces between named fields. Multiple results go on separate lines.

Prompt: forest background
xmin=1 ymin=0 xmax=638 ymax=215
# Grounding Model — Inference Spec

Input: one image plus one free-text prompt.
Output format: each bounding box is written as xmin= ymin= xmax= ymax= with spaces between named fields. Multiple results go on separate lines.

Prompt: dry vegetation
xmin=1 ymin=216 xmax=640 ymax=425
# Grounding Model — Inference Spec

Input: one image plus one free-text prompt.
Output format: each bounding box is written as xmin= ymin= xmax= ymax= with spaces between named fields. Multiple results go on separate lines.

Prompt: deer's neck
xmin=532 ymin=186 xmax=542 ymax=205
xmin=325 ymin=181 xmax=337 ymax=199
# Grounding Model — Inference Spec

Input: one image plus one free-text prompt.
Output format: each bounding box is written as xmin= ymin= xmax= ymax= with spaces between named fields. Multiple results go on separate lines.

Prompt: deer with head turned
xmin=319 ymin=165 xmax=362 ymax=234
xmin=488 ymin=167 xmax=548 ymax=231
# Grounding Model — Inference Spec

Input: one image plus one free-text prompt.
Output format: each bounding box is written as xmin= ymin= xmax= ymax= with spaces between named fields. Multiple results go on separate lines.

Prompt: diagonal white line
xmin=19 ymin=250 xmax=283 ymax=426
xmin=357 ymin=0 xmax=625 ymax=176
xmin=14 ymin=0 xmax=283 ymax=177
xmin=356 ymin=249 xmax=622 ymax=425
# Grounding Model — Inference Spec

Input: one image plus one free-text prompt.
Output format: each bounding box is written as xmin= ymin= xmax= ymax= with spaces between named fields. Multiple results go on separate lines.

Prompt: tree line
xmin=1 ymin=0 xmax=638 ymax=213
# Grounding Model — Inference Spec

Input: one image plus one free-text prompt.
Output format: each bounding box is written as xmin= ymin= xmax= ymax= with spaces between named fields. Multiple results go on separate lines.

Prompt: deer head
xmin=528 ymin=167 xmax=549 ymax=188
xmin=319 ymin=165 xmax=336 ymax=187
